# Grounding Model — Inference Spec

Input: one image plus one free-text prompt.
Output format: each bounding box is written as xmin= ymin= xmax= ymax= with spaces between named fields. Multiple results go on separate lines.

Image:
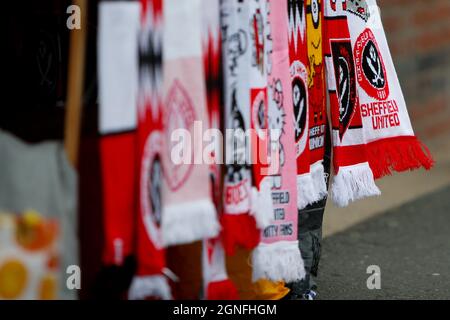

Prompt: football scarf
xmin=248 ymin=0 xmax=275 ymax=229
xmin=202 ymin=0 xmax=222 ymax=201
xmin=288 ymin=0 xmax=321 ymax=209
xmin=306 ymin=0 xmax=328 ymax=201
xmin=220 ymin=0 xmax=261 ymax=255
xmin=161 ymin=0 xmax=220 ymax=246
xmin=345 ymin=0 xmax=434 ymax=179
xmin=200 ymin=0 xmax=239 ymax=300
xmin=128 ymin=0 xmax=171 ymax=300
xmin=202 ymin=238 xmax=239 ymax=300
xmin=98 ymin=1 xmax=140 ymax=266
xmin=252 ymin=0 xmax=305 ymax=283
xmin=323 ymin=0 xmax=381 ymax=207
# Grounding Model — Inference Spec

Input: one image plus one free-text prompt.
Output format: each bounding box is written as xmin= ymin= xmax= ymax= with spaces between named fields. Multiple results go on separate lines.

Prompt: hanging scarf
xmin=306 ymin=0 xmax=328 ymax=200
xmin=200 ymin=0 xmax=239 ymax=300
xmin=345 ymin=0 xmax=434 ymax=179
xmin=161 ymin=0 xmax=220 ymax=246
xmin=128 ymin=0 xmax=172 ymax=300
xmin=251 ymin=0 xmax=305 ymax=283
xmin=202 ymin=238 xmax=239 ymax=300
xmin=323 ymin=0 xmax=381 ymax=207
xmin=248 ymin=0 xmax=275 ymax=229
xmin=202 ymin=0 xmax=223 ymax=198
xmin=98 ymin=1 xmax=140 ymax=267
xmin=288 ymin=0 xmax=322 ymax=209
xmin=220 ymin=0 xmax=261 ymax=255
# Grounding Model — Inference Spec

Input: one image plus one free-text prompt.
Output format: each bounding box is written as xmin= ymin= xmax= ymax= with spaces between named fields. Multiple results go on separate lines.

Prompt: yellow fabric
xmin=252 ymin=279 xmax=290 ymax=300
xmin=226 ymin=247 xmax=290 ymax=300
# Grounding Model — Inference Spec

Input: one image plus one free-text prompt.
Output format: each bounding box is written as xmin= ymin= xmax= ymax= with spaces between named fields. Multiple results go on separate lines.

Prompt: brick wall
xmin=378 ymin=0 xmax=450 ymax=142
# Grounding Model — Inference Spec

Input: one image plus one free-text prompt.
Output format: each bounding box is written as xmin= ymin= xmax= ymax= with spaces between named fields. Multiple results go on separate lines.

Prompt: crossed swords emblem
xmin=338 ymin=63 xmax=348 ymax=118
xmin=293 ymin=84 xmax=305 ymax=138
xmin=366 ymin=44 xmax=384 ymax=87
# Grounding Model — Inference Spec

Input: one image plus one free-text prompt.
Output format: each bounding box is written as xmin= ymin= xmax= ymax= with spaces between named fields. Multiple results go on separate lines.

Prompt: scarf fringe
xmin=206 ymin=279 xmax=239 ymax=300
xmin=311 ymin=161 xmax=328 ymax=201
xmin=251 ymin=241 xmax=306 ymax=283
xmin=297 ymin=173 xmax=321 ymax=210
xmin=331 ymin=162 xmax=381 ymax=207
xmin=250 ymin=180 xmax=274 ymax=228
xmin=128 ymin=275 xmax=172 ymax=300
xmin=367 ymin=136 xmax=435 ymax=180
xmin=220 ymin=213 xmax=260 ymax=256
xmin=162 ymin=199 xmax=220 ymax=246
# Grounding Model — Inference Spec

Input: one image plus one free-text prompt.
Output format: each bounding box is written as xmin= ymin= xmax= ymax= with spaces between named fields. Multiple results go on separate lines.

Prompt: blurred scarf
xmin=252 ymin=0 xmax=305 ymax=283
xmin=161 ymin=0 xmax=220 ymax=246
xmin=220 ymin=0 xmax=261 ymax=255
xmin=128 ymin=0 xmax=171 ymax=300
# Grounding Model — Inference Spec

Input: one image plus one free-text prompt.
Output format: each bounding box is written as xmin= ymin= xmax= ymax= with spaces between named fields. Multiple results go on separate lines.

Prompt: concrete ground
xmin=316 ymin=184 xmax=450 ymax=299
xmin=315 ymin=132 xmax=450 ymax=299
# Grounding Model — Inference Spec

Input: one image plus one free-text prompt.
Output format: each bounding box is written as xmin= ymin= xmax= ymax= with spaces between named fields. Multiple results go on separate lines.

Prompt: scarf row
xmin=98 ymin=0 xmax=434 ymax=299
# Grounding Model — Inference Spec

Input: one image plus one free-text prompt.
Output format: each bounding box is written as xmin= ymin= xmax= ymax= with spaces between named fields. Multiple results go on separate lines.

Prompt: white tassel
xmin=331 ymin=162 xmax=381 ymax=207
xmin=297 ymin=173 xmax=321 ymax=210
xmin=161 ymin=199 xmax=220 ymax=246
xmin=311 ymin=161 xmax=328 ymax=200
xmin=250 ymin=179 xmax=274 ymax=228
xmin=252 ymin=241 xmax=306 ymax=283
xmin=128 ymin=275 xmax=172 ymax=300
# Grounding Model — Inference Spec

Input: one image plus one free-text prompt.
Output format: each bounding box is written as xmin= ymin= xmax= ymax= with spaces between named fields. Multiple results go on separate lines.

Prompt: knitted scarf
xmin=288 ymin=0 xmax=323 ymax=209
xmin=220 ymin=0 xmax=261 ymax=255
xmin=161 ymin=0 xmax=220 ymax=246
xmin=202 ymin=238 xmax=239 ymax=300
xmin=306 ymin=0 xmax=328 ymax=201
xmin=324 ymin=0 xmax=433 ymax=207
xmin=346 ymin=0 xmax=434 ymax=179
xmin=201 ymin=0 xmax=239 ymax=300
xmin=98 ymin=1 xmax=140 ymax=267
xmin=251 ymin=0 xmax=305 ymax=283
xmin=248 ymin=0 xmax=274 ymax=229
xmin=128 ymin=0 xmax=172 ymax=300
xmin=324 ymin=0 xmax=381 ymax=207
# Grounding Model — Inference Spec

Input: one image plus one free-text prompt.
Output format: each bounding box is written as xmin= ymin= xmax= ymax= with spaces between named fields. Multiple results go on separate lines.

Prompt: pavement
xmin=316 ymin=184 xmax=450 ymax=300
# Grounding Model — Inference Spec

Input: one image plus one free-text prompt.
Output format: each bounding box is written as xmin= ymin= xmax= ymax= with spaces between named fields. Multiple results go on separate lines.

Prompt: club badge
xmin=141 ymin=131 xmax=163 ymax=248
xmin=354 ymin=28 xmax=389 ymax=100
xmin=251 ymin=88 xmax=268 ymax=140
xmin=290 ymin=60 xmax=308 ymax=156
xmin=164 ymin=79 xmax=195 ymax=191
xmin=331 ymin=40 xmax=358 ymax=140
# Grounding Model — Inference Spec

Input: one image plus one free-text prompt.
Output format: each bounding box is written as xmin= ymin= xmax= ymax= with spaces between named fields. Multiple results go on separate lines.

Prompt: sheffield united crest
xmin=331 ymin=40 xmax=358 ymax=140
xmin=354 ymin=28 xmax=389 ymax=100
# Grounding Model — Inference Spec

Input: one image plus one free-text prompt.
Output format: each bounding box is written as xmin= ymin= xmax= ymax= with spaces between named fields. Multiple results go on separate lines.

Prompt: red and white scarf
xmin=248 ymin=0 xmax=275 ymax=229
xmin=202 ymin=238 xmax=239 ymax=300
xmin=220 ymin=0 xmax=263 ymax=255
xmin=128 ymin=0 xmax=172 ymax=300
xmin=324 ymin=0 xmax=433 ymax=207
xmin=251 ymin=0 xmax=305 ymax=283
xmin=161 ymin=0 xmax=220 ymax=246
xmin=346 ymin=0 xmax=434 ymax=179
xmin=98 ymin=1 xmax=140 ymax=268
xmin=288 ymin=0 xmax=325 ymax=209
xmin=201 ymin=0 xmax=239 ymax=300
xmin=324 ymin=0 xmax=381 ymax=207
xmin=306 ymin=0 xmax=328 ymax=201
